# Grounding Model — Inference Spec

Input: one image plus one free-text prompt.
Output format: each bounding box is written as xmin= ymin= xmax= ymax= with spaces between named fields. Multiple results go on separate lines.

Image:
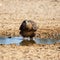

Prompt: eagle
xmin=19 ymin=20 xmax=37 ymax=40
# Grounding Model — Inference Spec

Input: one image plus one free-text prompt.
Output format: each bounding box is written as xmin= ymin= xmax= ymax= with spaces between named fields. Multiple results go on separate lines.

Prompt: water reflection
xmin=34 ymin=38 xmax=57 ymax=44
xmin=20 ymin=40 xmax=36 ymax=46
xmin=0 ymin=37 xmax=59 ymax=45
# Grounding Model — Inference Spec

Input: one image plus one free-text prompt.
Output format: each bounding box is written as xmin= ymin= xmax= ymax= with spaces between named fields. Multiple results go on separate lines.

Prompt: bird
xmin=19 ymin=20 xmax=37 ymax=40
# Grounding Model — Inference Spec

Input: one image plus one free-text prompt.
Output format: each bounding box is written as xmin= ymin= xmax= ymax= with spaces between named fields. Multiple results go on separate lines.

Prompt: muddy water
xmin=0 ymin=37 xmax=60 ymax=45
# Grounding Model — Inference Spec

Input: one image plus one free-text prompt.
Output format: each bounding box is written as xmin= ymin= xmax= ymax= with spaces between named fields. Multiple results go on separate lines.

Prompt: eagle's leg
xmin=23 ymin=37 xmax=29 ymax=40
xmin=30 ymin=37 xmax=33 ymax=40
xmin=23 ymin=37 xmax=25 ymax=40
xmin=23 ymin=37 xmax=26 ymax=40
xmin=30 ymin=37 xmax=36 ymax=43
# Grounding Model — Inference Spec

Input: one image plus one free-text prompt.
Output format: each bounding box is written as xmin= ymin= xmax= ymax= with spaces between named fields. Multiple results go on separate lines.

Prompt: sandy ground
xmin=0 ymin=43 xmax=60 ymax=60
xmin=0 ymin=0 xmax=60 ymax=39
xmin=0 ymin=0 xmax=60 ymax=60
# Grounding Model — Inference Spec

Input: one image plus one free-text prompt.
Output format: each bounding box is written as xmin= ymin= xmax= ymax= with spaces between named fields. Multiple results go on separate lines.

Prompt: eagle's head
xmin=25 ymin=20 xmax=33 ymax=30
xmin=20 ymin=20 xmax=37 ymax=31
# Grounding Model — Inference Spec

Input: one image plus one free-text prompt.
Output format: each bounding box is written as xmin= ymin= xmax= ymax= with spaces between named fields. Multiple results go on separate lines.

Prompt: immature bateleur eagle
xmin=19 ymin=20 xmax=37 ymax=40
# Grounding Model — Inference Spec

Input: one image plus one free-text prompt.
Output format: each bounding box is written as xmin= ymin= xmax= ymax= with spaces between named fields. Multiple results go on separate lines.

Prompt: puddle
xmin=34 ymin=38 xmax=59 ymax=44
xmin=0 ymin=37 xmax=60 ymax=45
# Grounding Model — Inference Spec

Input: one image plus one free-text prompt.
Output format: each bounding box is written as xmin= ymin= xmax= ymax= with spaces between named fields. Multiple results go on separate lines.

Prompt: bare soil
xmin=0 ymin=0 xmax=60 ymax=39
xmin=0 ymin=0 xmax=60 ymax=60
xmin=0 ymin=43 xmax=60 ymax=60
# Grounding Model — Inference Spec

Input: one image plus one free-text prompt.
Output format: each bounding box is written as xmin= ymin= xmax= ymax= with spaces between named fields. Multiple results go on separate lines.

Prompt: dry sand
xmin=0 ymin=0 xmax=60 ymax=60
xmin=0 ymin=43 xmax=60 ymax=60
xmin=0 ymin=0 xmax=60 ymax=39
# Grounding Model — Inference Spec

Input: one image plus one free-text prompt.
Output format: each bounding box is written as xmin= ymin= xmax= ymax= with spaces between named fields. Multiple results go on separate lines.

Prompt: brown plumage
xmin=19 ymin=20 xmax=37 ymax=40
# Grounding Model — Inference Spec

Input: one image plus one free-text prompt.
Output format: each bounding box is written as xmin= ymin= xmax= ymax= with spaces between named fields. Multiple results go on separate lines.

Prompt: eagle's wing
xmin=19 ymin=21 xmax=26 ymax=30
xmin=19 ymin=24 xmax=23 ymax=30
xmin=30 ymin=20 xmax=37 ymax=31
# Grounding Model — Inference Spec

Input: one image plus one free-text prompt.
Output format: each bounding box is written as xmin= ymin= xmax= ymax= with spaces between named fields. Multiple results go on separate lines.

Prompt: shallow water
xmin=0 ymin=37 xmax=60 ymax=45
